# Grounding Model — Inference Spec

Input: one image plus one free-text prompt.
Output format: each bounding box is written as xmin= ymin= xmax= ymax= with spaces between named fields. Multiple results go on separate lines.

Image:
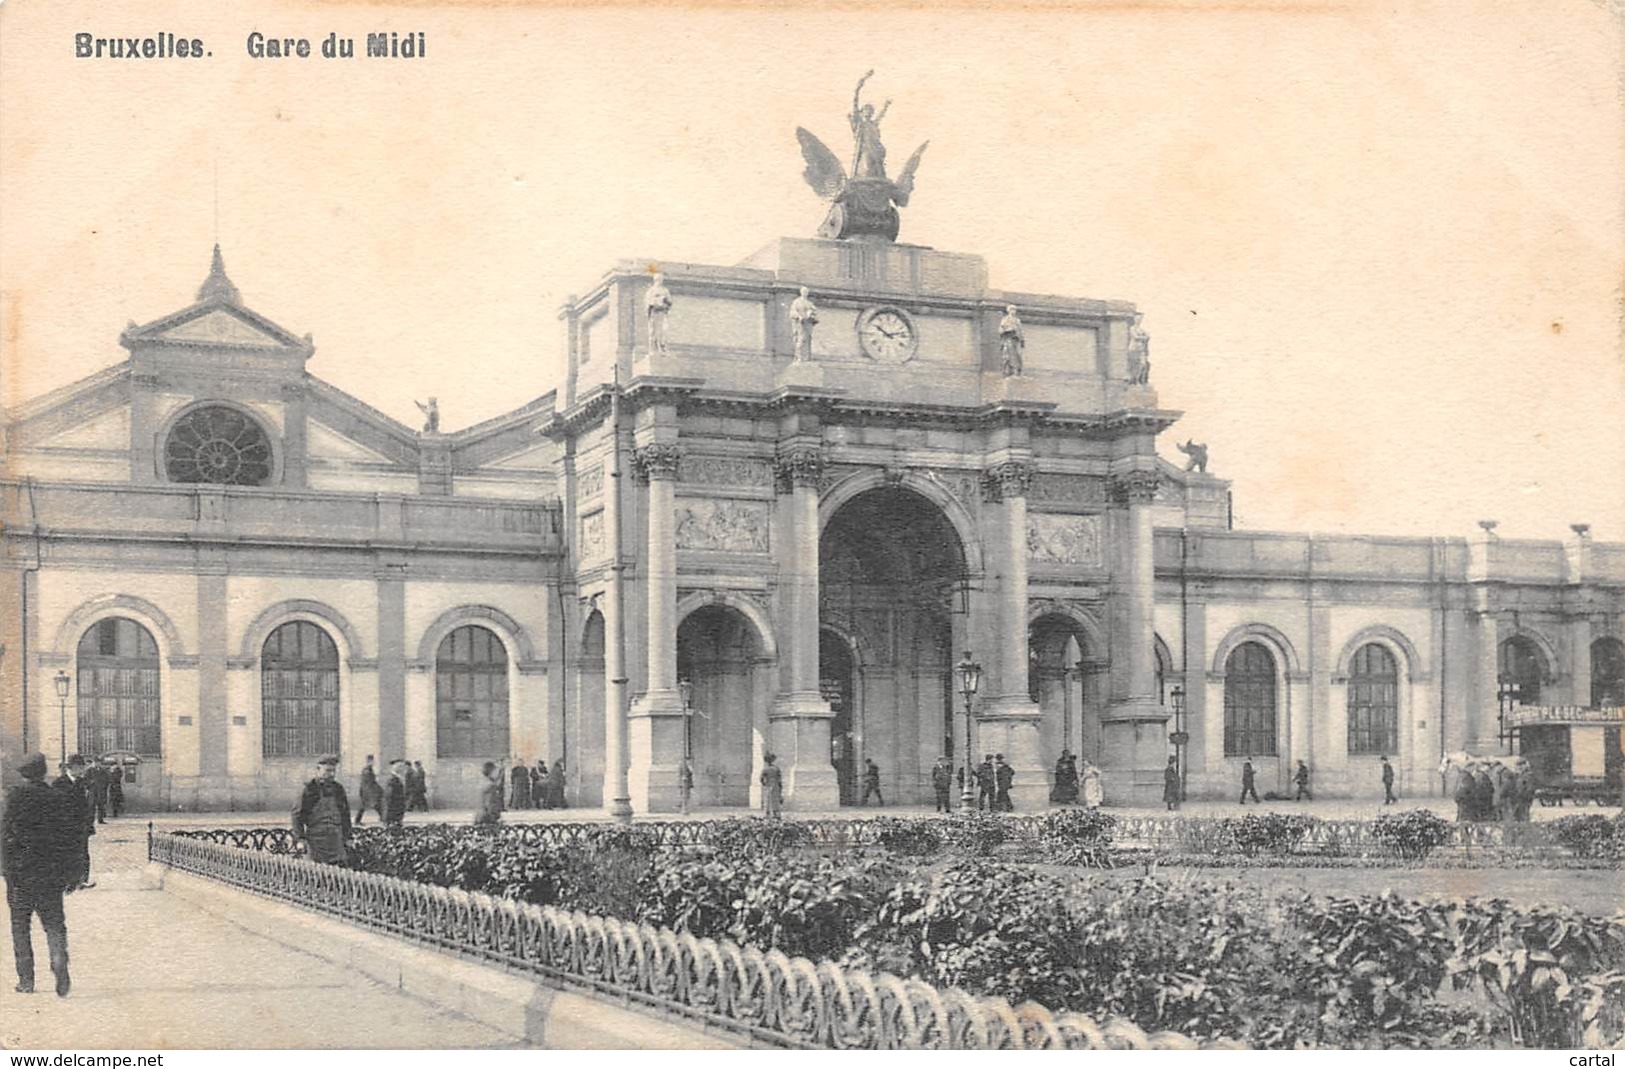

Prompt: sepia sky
xmin=2 ymin=0 xmax=1621 ymax=540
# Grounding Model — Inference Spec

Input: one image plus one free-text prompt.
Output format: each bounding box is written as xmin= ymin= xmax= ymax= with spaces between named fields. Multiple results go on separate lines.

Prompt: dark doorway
xmin=820 ymin=629 xmax=857 ymax=805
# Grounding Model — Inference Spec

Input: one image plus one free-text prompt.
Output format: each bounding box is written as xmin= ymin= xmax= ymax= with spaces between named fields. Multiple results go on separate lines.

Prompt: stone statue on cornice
xmin=789 ymin=287 xmax=819 ymax=362
xmin=999 ymin=306 xmax=1025 ymax=378
xmin=414 ymin=397 xmax=440 ymax=433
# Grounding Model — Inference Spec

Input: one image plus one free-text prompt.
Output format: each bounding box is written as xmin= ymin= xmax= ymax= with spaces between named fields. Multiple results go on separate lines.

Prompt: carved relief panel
xmin=1027 ymin=513 xmax=1105 ymax=568
xmin=674 ymin=498 xmax=771 ymax=553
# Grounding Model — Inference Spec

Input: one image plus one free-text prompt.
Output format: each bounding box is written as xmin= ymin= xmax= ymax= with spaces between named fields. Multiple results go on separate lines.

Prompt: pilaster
xmin=978 ymin=459 xmax=1045 ymax=808
xmin=627 ymin=440 xmax=686 ymax=811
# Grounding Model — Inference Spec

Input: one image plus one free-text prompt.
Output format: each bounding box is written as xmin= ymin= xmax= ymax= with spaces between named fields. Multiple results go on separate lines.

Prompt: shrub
xmin=1371 ymin=809 xmax=1454 ymax=861
xmin=870 ymin=817 xmax=945 ymax=857
xmin=1040 ymin=807 xmax=1116 ymax=867
xmin=939 ymin=811 xmax=1010 ymax=856
xmin=1169 ymin=817 xmax=1234 ymax=855
xmin=703 ymin=817 xmax=814 ymax=858
xmin=1224 ymin=812 xmax=1318 ymax=856
xmin=1552 ymin=814 xmax=1623 ymax=861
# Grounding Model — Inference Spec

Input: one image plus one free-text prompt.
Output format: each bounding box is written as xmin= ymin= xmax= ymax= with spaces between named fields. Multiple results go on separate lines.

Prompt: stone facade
xmin=2 ymin=242 xmax=1621 ymax=810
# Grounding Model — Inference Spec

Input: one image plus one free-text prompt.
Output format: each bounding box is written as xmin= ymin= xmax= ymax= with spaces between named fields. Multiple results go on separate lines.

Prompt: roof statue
xmin=796 ymin=72 xmax=929 ymax=243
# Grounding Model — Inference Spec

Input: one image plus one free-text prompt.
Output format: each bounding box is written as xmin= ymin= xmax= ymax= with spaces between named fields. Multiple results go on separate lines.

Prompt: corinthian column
xmin=979 ymin=459 xmax=1045 ymax=809
xmin=769 ymin=444 xmax=838 ymax=808
xmin=1100 ymin=468 xmax=1168 ymax=804
xmin=627 ymin=441 xmax=686 ymax=811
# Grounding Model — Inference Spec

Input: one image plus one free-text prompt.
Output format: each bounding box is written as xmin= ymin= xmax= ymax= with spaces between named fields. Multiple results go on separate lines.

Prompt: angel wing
xmin=796 ymin=127 xmax=847 ymax=201
xmin=892 ymin=141 xmax=930 ymax=206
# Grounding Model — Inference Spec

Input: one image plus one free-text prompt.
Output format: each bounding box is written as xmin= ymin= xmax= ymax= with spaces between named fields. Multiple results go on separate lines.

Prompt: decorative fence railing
xmin=171 ymin=811 xmax=1586 ymax=861
xmin=147 ymin=830 xmax=1228 ymax=1050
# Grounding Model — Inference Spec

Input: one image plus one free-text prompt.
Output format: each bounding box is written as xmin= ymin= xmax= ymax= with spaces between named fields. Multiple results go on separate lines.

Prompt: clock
xmin=857 ymin=306 xmax=918 ymax=362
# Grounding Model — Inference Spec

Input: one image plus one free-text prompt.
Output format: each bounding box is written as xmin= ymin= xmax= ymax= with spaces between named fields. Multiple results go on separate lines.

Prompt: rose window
xmin=164 ymin=406 xmax=273 ymax=485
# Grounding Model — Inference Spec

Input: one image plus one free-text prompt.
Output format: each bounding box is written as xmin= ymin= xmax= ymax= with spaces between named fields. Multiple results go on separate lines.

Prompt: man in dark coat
xmin=930 ymin=756 xmax=953 ymax=812
xmin=292 ymin=756 xmax=353 ymax=865
xmin=86 ymin=762 xmax=109 ymax=825
xmin=52 ymin=755 xmax=95 ymax=889
xmin=509 ymin=760 xmax=532 ymax=810
xmin=3 ymin=752 xmax=80 ymax=996
xmin=106 ymin=762 xmax=125 ymax=817
xmin=1239 ymin=760 xmax=1260 ymax=804
xmin=354 ymin=755 xmax=384 ymax=825
xmin=408 ymin=760 xmax=429 ymax=811
xmin=1380 ymin=756 xmax=1397 ymax=805
xmin=861 ymin=758 xmax=884 ymax=806
xmin=1163 ymin=756 xmax=1181 ymax=811
xmin=993 ymin=754 xmax=1014 ymax=812
xmin=975 ymin=755 xmax=995 ymax=811
xmin=384 ymin=759 xmax=409 ymax=827
xmin=547 ymin=757 xmax=568 ymax=809
xmin=1294 ymin=760 xmax=1312 ymax=801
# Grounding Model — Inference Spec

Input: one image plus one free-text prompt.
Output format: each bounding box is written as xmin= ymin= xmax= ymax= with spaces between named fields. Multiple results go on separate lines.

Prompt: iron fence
xmin=148 ymin=829 xmax=1229 ymax=1050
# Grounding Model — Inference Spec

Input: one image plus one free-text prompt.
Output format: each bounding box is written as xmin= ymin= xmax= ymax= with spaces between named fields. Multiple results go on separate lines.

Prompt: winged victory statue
xmin=796 ymin=72 xmax=929 ymax=243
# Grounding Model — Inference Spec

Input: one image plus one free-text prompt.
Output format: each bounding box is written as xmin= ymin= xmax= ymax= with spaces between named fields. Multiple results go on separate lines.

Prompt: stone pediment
xmin=154 ymin=308 xmax=292 ymax=348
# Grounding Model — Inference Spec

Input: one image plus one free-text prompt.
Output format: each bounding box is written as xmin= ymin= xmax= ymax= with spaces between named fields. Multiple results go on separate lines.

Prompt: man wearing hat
xmin=291 ymin=755 xmax=353 ymax=865
xmin=52 ymin=755 xmax=95 ymax=890
xmin=2 ymin=753 xmax=81 ymax=996
xmin=384 ymin=759 xmax=409 ymax=828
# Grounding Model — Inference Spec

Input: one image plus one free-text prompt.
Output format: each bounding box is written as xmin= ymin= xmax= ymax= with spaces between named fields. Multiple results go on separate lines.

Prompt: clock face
xmin=859 ymin=308 xmax=916 ymax=362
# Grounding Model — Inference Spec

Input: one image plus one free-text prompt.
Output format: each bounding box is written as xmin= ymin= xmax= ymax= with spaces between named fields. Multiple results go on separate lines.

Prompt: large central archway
xmin=819 ymin=485 xmax=966 ymax=806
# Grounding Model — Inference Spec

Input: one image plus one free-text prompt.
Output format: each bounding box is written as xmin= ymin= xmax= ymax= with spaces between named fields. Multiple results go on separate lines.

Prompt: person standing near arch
xmin=760 ymin=753 xmax=784 ymax=820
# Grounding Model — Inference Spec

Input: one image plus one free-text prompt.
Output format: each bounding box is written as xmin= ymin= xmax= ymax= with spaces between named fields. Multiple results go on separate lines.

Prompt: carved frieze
xmin=1026 ymin=513 xmax=1105 ymax=568
xmin=920 ymin=469 xmax=981 ymax=511
xmin=674 ymin=499 xmax=770 ymax=553
xmin=577 ymin=464 xmax=604 ymax=500
xmin=1109 ymin=470 xmax=1162 ymax=506
xmin=773 ymin=446 xmax=824 ymax=494
xmin=980 ymin=460 xmax=1036 ymax=503
xmin=1029 ymin=473 xmax=1106 ymax=505
xmin=681 ymin=454 xmax=773 ymax=488
xmin=632 ymin=443 xmax=683 ymax=482
xmin=579 ymin=510 xmax=606 ymax=562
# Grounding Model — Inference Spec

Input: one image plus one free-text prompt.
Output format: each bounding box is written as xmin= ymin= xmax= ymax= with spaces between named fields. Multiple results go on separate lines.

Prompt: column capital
xmin=979 ymin=459 xmax=1035 ymax=503
xmin=631 ymin=442 xmax=683 ymax=482
xmin=1110 ymin=470 xmax=1161 ymax=505
xmin=773 ymin=445 xmax=825 ymax=494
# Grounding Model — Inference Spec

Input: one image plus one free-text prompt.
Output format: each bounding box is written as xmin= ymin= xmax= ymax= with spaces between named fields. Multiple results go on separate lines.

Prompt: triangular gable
xmin=306 ymin=419 xmax=400 ymax=465
xmin=157 ymin=309 xmax=289 ymax=347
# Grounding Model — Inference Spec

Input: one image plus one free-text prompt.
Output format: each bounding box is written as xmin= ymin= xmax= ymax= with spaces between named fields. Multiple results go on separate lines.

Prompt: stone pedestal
xmin=627 ymin=691 xmax=686 ymax=812
xmin=776 ymin=361 xmax=826 ymax=390
xmin=1101 ymin=700 xmax=1172 ymax=805
xmin=768 ymin=695 xmax=839 ymax=809
xmin=980 ymin=700 xmax=1048 ymax=811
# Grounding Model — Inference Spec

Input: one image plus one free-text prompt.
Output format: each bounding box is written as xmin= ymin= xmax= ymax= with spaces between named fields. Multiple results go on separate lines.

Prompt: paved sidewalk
xmin=0 ymin=826 xmax=523 ymax=1049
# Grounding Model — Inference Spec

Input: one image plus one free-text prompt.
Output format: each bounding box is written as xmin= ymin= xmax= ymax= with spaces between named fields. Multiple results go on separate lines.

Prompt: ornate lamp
xmin=955 ymin=652 xmax=982 ymax=811
xmin=678 ymin=677 xmax=695 ymax=815
xmin=53 ymin=670 xmax=71 ymax=766
xmin=1169 ymin=685 xmax=1188 ymax=802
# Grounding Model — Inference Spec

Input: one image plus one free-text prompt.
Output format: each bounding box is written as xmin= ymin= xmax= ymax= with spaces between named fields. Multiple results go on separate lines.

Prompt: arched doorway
xmin=261 ymin=621 xmax=340 ymax=761
xmin=676 ymin=603 xmax=766 ymax=806
xmin=573 ymin=610 xmax=606 ymax=807
xmin=76 ymin=617 xmax=161 ymax=810
xmin=1029 ymin=614 xmax=1097 ymax=766
xmin=820 ymin=486 xmax=965 ymax=806
xmin=820 ymin=628 xmax=857 ymax=804
xmin=1499 ymin=636 xmax=1548 ymax=705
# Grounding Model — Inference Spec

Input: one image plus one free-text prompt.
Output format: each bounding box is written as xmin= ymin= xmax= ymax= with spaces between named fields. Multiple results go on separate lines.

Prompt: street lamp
xmin=1169 ymin=685 xmax=1188 ymax=802
xmin=53 ymin=670 xmax=71 ymax=767
xmin=955 ymin=652 xmax=982 ymax=811
xmin=678 ymin=677 xmax=695 ymax=816
xmin=1497 ymin=680 xmax=1522 ymax=754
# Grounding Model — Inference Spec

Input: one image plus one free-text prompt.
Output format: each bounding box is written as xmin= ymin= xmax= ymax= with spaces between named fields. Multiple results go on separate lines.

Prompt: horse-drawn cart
xmin=1506 ymin=704 xmax=1624 ymax=807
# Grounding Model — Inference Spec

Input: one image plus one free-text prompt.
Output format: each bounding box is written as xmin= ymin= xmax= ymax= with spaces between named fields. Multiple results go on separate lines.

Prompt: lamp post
xmin=955 ymin=652 xmax=982 ymax=811
xmin=1497 ymin=680 xmax=1521 ymax=754
xmin=678 ymin=677 xmax=694 ymax=816
xmin=1169 ymin=685 xmax=1188 ymax=802
xmin=53 ymin=670 xmax=71 ymax=767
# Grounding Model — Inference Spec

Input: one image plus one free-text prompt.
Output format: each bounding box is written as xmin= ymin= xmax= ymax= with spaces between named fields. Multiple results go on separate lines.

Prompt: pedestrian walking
xmin=861 ymin=758 xmax=884 ymax=806
xmin=292 ymin=755 xmax=353 ymax=865
xmin=106 ymin=762 xmax=125 ymax=818
xmin=679 ymin=760 xmax=695 ymax=815
xmin=1051 ymin=750 xmax=1079 ymax=805
xmin=1294 ymin=760 xmax=1312 ymax=801
xmin=994 ymin=754 xmax=1014 ymax=812
xmin=532 ymin=760 xmax=550 ymax=810
xmin=355 ymin=755 xmax=385 ymax=825
xmin=86 ymin=762 xmax=109 ymax=825
xmin=509 ymin=759 xmax=532 ymax=810
xmin=976 ymin=755 xmax=995 ymax=811
xmin=759 ymin=753 xmax=783 ymax=820
xmin=51 ymin=756 xmax=95 ymax=890
xmin=474 ymin=762 xmax=504 ymax=825
xmin=931 ymin=756 xmax=953 ymax=812
xmin=1080 ymin=759 xmax=1104 ymax=808
xmin=1239 ymin=760 xmax=1260 ymax=804
xmin=547 ymin=757 xmax=568 ymax=809
xmin=384 ymin=759 xmax=409 ymax=827
xmin=1380 ymin=755 xmax=1397 ymax=804
xmin=3 ymin=752 xmax=81 ymax=997
xmin=409 ymin=760 xmax=429 ymax=811
xmin=1163 ymin=756 xmax=1181 ymax=811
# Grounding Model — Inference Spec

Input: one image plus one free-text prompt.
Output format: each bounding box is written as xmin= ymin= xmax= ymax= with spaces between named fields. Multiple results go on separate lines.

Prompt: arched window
xmin=76 ymin=618 xmax=161 ymax=757
xmin=1593 ymin=638 xmax=1625 ymax=707
xmin=1499 ymin=637 xmax=1546 ymax=705
xmin=1223 ymin=641 xmax=1277 ymax=756
xmin=165 ymin=405 xmax=273 ymax=485
xmin=1346 ymin=643 xmax=1399 ymax=755
xmin=261 ymin=621 xmax=339 ymax=757
xmin=436 ymin=625 xmax=510 ymax=758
